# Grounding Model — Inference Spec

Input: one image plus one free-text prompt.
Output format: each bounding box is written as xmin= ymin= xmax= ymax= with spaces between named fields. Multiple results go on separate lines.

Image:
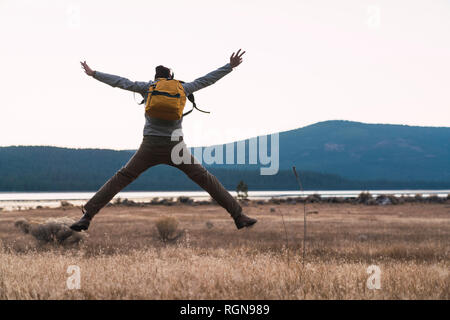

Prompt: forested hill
xmin=0 ymin=121 xmax=449 ymax=191
xmin=204 ymin=120 xmax=450 ymax=182
xmin=277 ymin=120 xmax=450 ymax=181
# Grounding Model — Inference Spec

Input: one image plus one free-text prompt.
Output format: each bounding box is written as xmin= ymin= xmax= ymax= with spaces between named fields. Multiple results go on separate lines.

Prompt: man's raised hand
xmin=230 ymin=49 xmax=246 ymax=68
xmin=80 ymin=60 xmax=95 ymax=76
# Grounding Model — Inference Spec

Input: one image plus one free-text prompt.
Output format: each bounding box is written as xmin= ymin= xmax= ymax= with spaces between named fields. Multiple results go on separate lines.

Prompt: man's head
xmin=155 ymin=65 xmax=172 ymax=80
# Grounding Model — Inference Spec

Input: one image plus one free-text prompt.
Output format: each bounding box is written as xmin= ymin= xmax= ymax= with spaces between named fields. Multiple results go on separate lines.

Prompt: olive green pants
xmin=83 ymin=135 xmax=242 ymax=219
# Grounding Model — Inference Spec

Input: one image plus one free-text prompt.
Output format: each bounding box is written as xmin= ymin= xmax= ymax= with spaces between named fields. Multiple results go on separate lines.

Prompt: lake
xmin=0 ymin=189 xmax=449 ymax=211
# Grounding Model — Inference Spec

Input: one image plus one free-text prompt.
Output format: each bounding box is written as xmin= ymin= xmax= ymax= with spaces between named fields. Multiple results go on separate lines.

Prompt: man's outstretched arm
xmin=182 ymin=49 xmax=246 ymax=96
xmin=80 ymin=61 xmax=150 ymax=94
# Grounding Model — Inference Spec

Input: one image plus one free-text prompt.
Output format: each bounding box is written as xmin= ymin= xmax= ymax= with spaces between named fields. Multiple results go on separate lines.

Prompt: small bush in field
xmin=155 ymin=217 xmax=183 ymax=242
xmin=236 ymin=180 xmax=248 ymax=200
xmin=14 ymin=217 xmax=84 ymax=245
xmin=357 ymin=192 xmax=372 ymax=204
xmin=178 ymin=196 xmax=193 ymax=204
xmin=60 ymin=201 xmax=73 ymax=209
xmin=306 ymin=194 xmax=321 ymax=203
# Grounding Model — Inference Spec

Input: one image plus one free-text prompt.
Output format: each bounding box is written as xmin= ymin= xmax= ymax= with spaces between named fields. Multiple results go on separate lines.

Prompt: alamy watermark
xmin=366 ymin=265 xmax=381 ymax=290
xmin=366 ymin=5 xmax=381 ymax=30
xmin=66 ymin=265 xmax=81 ymax=290
xmin=66 ymin=3 xmax=81 ymax=30
xmin=170 ymin=129 xmax=279 ymax=175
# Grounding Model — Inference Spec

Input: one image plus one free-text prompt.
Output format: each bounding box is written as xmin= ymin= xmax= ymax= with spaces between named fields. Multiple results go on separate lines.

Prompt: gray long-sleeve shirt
xmin=93 ymin=63 xmax=233 ymax=137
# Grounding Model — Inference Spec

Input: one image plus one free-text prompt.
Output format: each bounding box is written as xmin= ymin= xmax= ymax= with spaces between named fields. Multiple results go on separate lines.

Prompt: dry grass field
xmin=0 ymin=201 xmax=449 ymax=299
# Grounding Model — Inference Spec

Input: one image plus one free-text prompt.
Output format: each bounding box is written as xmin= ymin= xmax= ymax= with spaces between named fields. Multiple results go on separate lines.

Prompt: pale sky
xmin=0 ymin=0 xmax=449 ymax=150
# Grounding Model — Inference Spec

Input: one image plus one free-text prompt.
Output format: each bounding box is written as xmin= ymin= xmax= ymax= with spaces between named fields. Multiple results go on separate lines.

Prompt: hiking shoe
xmin=70 ymin=213 xmax=92 ymax=232
xmin=234 ymin=213 xmax=257 ymax=230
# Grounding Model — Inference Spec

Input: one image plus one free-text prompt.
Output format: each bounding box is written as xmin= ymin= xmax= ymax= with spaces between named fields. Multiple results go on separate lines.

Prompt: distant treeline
xmin=0 ymin=146 xmax=449 ymax=191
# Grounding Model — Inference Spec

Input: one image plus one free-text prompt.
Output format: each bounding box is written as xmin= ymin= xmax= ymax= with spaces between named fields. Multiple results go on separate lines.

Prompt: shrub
xmin=357 ymin=192 xmax=372 ymax=204
xmin=387 ymin=195 xmax=399 ymax=205
xmin=328 ymin=197 xmax=345 ymax=203
xmin=155 ymin=217 xmax=183 ymax=242
xmin=165 ymin=198 xmax=175 ymax=206
xmin=178 ymin=196 xmax=193 ymax=204
xmin=306 ymin=194 xmax=321 ymax=203
xmin=286 ymin=197 xmax=297 ymax=204
xmin=269 ymin=198 xmax=281 ymax=205
xmin=60 ymin=200 xmax=73 ymax=208
xmin=113 ymin=198 xmax=138 ymax=206
xmin=14 ymin=217 xmax=84 ymax=245
xmin=426 ymin=195 xmax=444 ymax=203
xmin=236 ymin=180 xmax=249 ymax=200
xmin=376 ymin=194 xmax=398 ymax=205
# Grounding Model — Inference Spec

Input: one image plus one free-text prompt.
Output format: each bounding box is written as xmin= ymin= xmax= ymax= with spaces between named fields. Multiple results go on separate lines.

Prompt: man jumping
xmin=70 ymin=49 xmax=257 ymax=232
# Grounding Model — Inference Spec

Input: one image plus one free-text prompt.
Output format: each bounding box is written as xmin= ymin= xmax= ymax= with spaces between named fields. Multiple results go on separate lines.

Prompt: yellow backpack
xmin=144 ymin=78 xmax=210 ymax=120
xmin=145 ymin=78 xmax=186 ymax=120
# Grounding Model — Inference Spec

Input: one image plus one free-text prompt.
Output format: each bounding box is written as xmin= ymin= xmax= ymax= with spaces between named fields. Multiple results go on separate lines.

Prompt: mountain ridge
xmin=0 ymin=120 xmax=449 ymax=191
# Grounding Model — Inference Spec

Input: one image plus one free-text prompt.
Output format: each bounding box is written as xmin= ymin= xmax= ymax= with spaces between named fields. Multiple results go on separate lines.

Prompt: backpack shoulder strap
xmin=134 ymin=91 xmax=145 ymax=105
xmin=177 ymin=80 xmax=210 ymax=117
xmin=182 ymin=94 xmax=210 ymax=117
xmin=134 ymin=80 xmax=157 ymax=105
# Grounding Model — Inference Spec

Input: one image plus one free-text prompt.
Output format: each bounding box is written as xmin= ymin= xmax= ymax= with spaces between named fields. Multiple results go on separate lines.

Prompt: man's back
xmin=91 ymin=63 xmax=234 ymax=137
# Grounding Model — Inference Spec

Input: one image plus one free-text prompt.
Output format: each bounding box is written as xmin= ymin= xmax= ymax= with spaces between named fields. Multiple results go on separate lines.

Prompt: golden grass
xmin=0 ymin=202 xmax=449 ymax=299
